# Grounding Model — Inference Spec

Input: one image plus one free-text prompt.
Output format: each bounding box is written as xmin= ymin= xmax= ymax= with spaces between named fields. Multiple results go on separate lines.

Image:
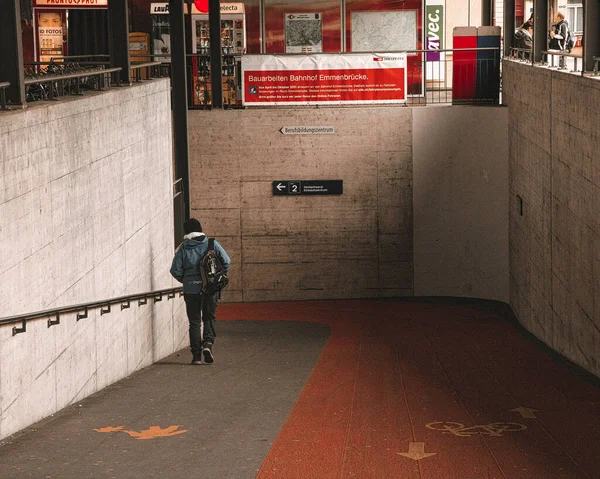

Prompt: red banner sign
xmin=242 ymin=54 xmax=407 ymax=106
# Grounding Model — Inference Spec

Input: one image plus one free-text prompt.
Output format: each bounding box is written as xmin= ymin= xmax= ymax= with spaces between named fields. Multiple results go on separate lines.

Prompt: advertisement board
xmin=242 ymin=53 xmax=407 ymax=106
xmin=38 ymin=12 xmax=64 ymax=63
xmin=425 ymin=0 xmax=445 ymax=81
xmin=285 ymin=13 xmax=323 ymax=54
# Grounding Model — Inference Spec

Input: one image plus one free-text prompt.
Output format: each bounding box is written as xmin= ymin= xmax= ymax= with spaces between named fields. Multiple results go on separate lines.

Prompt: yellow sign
xmin=94 ymin=425 xmax=188 ymax=440
xmin=426 ymin=421 xmax=527 ymax=437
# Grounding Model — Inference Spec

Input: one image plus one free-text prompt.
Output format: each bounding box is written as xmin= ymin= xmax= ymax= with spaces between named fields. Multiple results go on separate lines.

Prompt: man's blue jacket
xmin=170 ymin=233 xmax=231 ymax=294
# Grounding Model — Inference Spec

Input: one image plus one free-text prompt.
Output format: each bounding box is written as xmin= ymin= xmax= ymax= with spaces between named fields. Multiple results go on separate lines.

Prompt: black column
xmin=108 ymin=0 xmax=131 ymax=84
xmin=209 ymin=0 xmax=222 ymax=108
xmin=185 ymin=0 xmax=193 ymax=107
xmin=0 ymin=0 xmax=25 ymax=106
xmin=482 ymin=0 xmax=492 ymax=26
xmin=533 ymin=0 xmax=548 ymax=63
xmin=170 ymin=0 xmax=191 ymax=220
xmin=584 ymin=0 xmax=600 ymax=72
xmin=503 ymin=0 xmax=516 ymax=56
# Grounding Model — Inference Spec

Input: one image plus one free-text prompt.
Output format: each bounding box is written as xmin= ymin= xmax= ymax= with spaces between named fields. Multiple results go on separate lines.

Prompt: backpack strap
xmin=208 ymin=237 xmax=215 ymax=251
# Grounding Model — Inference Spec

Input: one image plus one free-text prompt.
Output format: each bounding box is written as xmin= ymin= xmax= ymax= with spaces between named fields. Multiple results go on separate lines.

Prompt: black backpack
xmin=198 ymin=238 xmax=229 ymax=294
xmin=565 ymin=26 xmax=575 ymax=51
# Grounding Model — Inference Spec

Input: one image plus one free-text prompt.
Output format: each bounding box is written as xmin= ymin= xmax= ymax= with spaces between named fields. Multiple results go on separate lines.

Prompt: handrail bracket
xmin=12 ymin=321 xmax=26 ymax=336
xmin=48 ymin=313 xmax=60 ymax=328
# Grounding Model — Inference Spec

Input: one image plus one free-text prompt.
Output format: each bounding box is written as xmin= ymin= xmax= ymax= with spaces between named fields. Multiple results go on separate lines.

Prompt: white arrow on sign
xmin=276 ymin=183 xmax=286 ymax=191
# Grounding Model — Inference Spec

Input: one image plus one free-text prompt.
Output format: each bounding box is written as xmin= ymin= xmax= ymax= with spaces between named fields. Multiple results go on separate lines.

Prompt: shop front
xmin=32 ymin=0 xmax=108 ymax=64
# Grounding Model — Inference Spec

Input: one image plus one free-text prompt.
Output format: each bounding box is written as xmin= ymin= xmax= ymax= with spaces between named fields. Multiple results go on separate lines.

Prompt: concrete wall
xmin=189 ymin=105 xmax=509 ymax=303
xmin=0 ymin=80 xmax=187 ymax=440
xmin=503 ymin=60 xmax=600 ymax=377
xmin=189 ymin=108 xmax=414 ymax=302
xmin=413 ymin=106 xmax=509 ymax=301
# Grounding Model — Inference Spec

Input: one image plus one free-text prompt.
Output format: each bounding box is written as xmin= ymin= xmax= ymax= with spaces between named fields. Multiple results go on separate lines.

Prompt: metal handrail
xmin=131 ymin=61 xmax=162 ymax=69
xmin=23 ymin=67 xmax=121 ymax=85
xmin=542 ymin=50 xmax=582 ymax=72
xmin=542 ymin=49 xmax=582 ymax=59
xmin=24 ymin=67 xmax=122 ymax=100
xmin=1 ymin=286 xmax=184 ymax=336
xmin=509 ymin=47 xmax=532 ymax=62
xmin=234 ymin=47 xmax=501 ymax=57
xmin=132 ymin=54 xmax=172 ymax=58
xmin=50 ymin=54 xmax=110 ymax=60
xmin=25 ymin=61 xmax=111 ymax=67
xmin=130 ymin=61 xmax=163 ymax=82
xmin=0 ymin=81 xmax=9 ymax=109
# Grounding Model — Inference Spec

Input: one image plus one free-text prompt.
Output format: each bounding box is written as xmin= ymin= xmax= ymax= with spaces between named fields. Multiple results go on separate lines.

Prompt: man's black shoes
xmin=202 ymin=344 xmax=214 ymax=364
xmin=191 ymin=355 xmax=202 ymax=365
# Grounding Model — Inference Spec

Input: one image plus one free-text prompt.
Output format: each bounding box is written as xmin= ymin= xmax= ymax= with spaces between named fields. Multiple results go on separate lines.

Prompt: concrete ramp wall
xmin=0 ymin=81 xmax=187 ymax=440
xmin=503 ymin=60 xmax=600 ymax=378
xmin=189 ymin=105 xmax=509 ymax=303
xmin=413 ymin=106 xmax=509 ymax=302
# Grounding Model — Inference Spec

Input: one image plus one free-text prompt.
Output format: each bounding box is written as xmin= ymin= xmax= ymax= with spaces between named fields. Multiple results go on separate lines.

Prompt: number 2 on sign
xmin=289 ymin=181 xmax=301 ymax=194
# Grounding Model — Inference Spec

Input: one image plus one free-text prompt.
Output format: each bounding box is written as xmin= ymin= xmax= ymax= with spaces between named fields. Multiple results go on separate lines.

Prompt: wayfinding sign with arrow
xmin=272 ymin=180 xmax=343 ymax=196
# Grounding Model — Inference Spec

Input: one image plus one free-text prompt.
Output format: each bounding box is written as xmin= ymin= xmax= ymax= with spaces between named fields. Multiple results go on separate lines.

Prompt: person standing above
xmin=549 ymin=12 xmax=571 ymax=52
xmin=514 ymin=20 xmax=533 ymax=52
xmin=170 ymin=218 xmax=230 ymax=365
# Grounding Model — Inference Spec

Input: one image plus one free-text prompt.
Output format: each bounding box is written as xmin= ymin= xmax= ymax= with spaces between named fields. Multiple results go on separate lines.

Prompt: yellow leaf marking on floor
xmin=94 ymin=425 xmax=188 ymax=440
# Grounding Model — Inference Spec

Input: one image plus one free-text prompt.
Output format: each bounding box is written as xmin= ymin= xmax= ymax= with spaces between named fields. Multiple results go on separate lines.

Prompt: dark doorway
xmin=67 ymin=9 xmax=109 ymax=56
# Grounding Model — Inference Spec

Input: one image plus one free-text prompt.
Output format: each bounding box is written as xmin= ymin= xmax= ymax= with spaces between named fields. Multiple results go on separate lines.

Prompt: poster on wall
xmin=285 ymin=13 xmax=323 ymax=53
xmin=425 ymin=0 xmax=445 ymax=81
xmin=151 ymin=3 xmax=172 ymax=62
xmin=351 ymin=11 xmax=418 ymax=52
xmin=242 ymin=53 xmax=407 ymax=106
xmin=38 ymin=12 xmax=64 ymax=64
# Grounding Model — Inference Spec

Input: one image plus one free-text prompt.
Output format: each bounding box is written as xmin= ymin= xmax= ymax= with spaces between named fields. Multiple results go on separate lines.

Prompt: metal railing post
xmin=209 ymin=0 xmax=223 ymax=108
xmin=170 ymin=0 xmax=191 ymax=221
xmin=503 ymin=0 xmax=516 ymax=57
xmin=108 ymin=0 xmax=131 ymax=85
xmin=0 ymin=83 xmax=9 ymax=109
xmin=533 ymin=0 xmax=548 ymax=63
xmin=584 ymin=0 xmax=600 ymax=73
xmin=0 ymin=0 xmax=26 ymax=106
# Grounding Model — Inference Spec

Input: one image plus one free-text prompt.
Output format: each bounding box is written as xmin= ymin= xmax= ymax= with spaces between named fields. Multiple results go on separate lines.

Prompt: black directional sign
xmin=272 ymin=180 xmax=343 ymax=196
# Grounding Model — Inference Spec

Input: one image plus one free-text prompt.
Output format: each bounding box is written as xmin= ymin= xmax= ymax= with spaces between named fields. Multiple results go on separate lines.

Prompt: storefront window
xmin=264 ymin=0 xmax=342 ymax=53
xmin=566 ymin=0 xmax=583 ymax=33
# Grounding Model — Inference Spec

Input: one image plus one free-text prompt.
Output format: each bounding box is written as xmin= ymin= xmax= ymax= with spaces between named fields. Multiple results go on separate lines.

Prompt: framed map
xmin=285 ymin=13 xmax=323 ymax=53
xmin=351 ymin=11 xmax=418 ymax=52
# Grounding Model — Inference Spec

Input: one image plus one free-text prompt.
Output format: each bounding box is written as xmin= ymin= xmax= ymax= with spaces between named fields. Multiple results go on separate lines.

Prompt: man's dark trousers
xmin=184 ymin=293 xmax=218 ymax=357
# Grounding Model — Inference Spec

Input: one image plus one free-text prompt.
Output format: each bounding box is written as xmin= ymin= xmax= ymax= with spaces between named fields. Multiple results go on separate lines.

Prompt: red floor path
xmin=218 ymin=300 xmax=600 ymax=479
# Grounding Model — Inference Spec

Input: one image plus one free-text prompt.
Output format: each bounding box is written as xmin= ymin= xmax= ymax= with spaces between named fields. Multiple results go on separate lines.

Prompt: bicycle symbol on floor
xmin=426 ymin=422 xmax=527 ymax=437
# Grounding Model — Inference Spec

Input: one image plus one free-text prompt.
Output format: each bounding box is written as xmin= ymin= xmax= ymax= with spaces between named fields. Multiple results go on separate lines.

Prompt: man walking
xmin=170 ymin=218 xmax=230 ymax=365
